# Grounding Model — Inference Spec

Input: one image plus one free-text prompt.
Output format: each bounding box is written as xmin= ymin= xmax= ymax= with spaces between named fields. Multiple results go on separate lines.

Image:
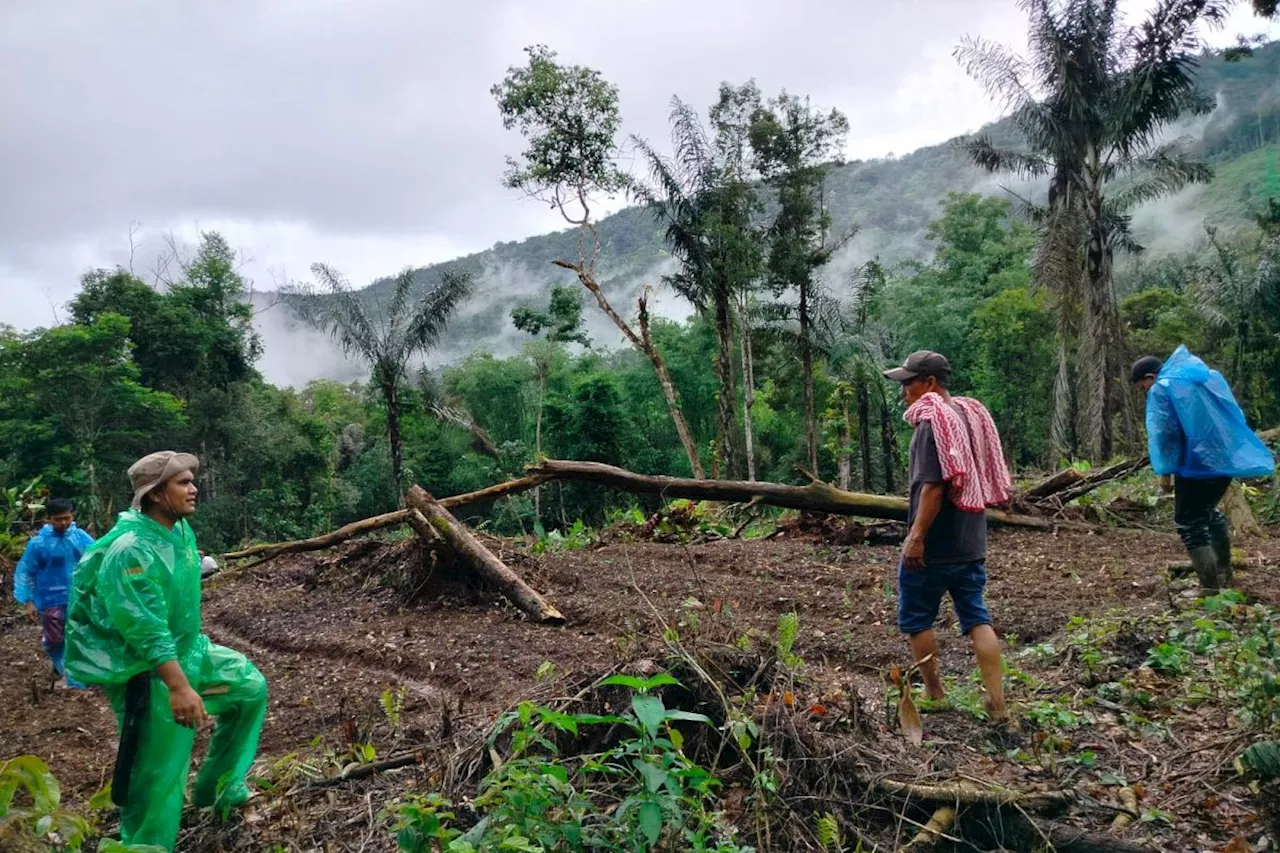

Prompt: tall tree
xmin=512 ymin=285 xmax=590 ymax=523
xmin=956 ymin=0 xmax=1225 ymax=461
xmin=285 ymin=264 xmax=473 ymax=497
xmin=1193 ymin=210 xmax=1280 ymax=420
xmin=0 ymin=314 xmax=186 ymax=528
xmin=492 ymin=45 xmax=706 ymax=478
xmin=749 ymin=92 xmax=850 ymax=475
xmin=632 ymin=87 xmax=763 ymax=478
xmin=712 ymin=83 xmax=769 ymax=481
xmin=70 ymin=233 xmax=263 ymax=501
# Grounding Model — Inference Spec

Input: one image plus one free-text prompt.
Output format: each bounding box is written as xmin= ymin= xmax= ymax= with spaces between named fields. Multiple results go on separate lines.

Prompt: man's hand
xmin=902 ymin=534 xmax=927 ymax=572
xmin=169 ymin=684 xmax=208 ymax=729
xmin=24 ymin=602 xmax=37 ymax=623
xmin=1159 ymin=474 xmax=1174 ymax=494
xmin=156 ymin=659 xmax=208 ymax=728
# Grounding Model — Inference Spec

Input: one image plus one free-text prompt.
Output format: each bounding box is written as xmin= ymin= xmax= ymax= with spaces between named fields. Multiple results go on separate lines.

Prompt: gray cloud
xmin=2 ymin=0 xmax=1273 ymax=368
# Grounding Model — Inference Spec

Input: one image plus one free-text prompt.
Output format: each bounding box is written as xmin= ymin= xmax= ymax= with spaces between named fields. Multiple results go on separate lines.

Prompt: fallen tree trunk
xmin=527 ymin=459 xmax=1059 ymax=530
xmin=1051 ymin=456 xmax=1149 ymax=506
xmin=1044 ymin=825 xmax=1157 ymax=853
xmin=220 ymin=475 xmax=549 ymax=562
xmin=870 ymin=777 xmax=1069 ymax=812
xmin=439 ymin=474 xmax=549 ymax=511
xmin=1021 ymin=467 xmax=1086 ymax=501
xmin=406 ymin=486 xmax=564 ymax=626
xmin=221 ymin=510 xmax=411 ymax=561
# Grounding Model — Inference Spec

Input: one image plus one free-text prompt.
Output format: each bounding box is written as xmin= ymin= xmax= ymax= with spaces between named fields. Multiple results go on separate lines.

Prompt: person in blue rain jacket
xmin=1132 ymin=346 xmax=1276 ymax=592
xmin=13 ymin=498 xmax=95 ymax=686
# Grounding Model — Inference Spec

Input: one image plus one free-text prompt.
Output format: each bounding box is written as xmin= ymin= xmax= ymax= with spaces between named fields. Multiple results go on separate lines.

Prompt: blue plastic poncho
xmin=13 ymin=522 xmax=95 ymax=611
xmin=1146 ymin=345 xmax=1276 ymax=480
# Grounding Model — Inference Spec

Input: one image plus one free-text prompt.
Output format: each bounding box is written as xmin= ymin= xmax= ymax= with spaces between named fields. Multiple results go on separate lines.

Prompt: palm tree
xmin=749 ymin=93 xmax=850 ymax=475
xmin=633 ymin=95 xmax=761 ymax=478
xmin=1193 ymin=210 xmax=1280 ymax=418
xmin=285 ymin=264 xmax=473 ymax=497
xmin=816 ymin=261 xmax=894 ymax=491
xmin=956 ymin=0 xmax=1225 ymax=461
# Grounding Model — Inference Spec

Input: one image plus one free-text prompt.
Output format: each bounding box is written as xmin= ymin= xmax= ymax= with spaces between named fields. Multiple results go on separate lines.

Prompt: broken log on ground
xmin=405 ymin=486 xmax=565 ymax=626
xmin=869 ymin=777 xmax=1070 ymax=812
xmin=220 ymin=475 xmax=550 ymax=562
xmin=1021 ymin=467 xmax=1086 ymax=502
xmin=1047 ymin=456 xmax=1149 ymax=507
xmin=1043 ymin=825 xmax=1157 ymax=853
xmin=527 ymin=458 xmax=1060 ymax=530
xmin=221 ymin=509 xmax=411 ymax=561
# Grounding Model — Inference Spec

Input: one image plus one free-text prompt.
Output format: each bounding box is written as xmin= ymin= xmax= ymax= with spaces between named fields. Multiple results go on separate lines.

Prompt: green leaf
xmin=632 ymin=695 xmax=666 ymax=739
xmin=634 ymin=760 xmax=669 ymax=793
xmin=87 ymin=783 xmax=115 ymax=811
xmin=600 ymin=674 xmax=648 ymax=692
xmin=662 ymin=709 xmax=713 ymax=726
xmin=637 ymin=800 xmax=663 ymax=845
xmin=638 ymin=673 xmax=681 ymax=691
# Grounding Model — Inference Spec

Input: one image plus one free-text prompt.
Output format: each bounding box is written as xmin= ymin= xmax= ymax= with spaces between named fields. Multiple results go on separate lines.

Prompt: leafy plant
xmin=0 ymin=477 xmax=45 ymax=561
xmin=0 ymin=755 xmax=91 ymax=851
xmin=776 ymin=612 xmax=802 ymax=670
xmin=382 ymin=672 xmax=752 ymax=852
xmin=381 ymin=686 xmax=407 ymax=731
xmin=1145 ymin=643 xmax=1192 ymax=675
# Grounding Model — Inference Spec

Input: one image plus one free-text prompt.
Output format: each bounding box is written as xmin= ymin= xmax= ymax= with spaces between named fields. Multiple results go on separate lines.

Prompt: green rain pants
xmin=104 ymin=642 xmax=267 ymax=851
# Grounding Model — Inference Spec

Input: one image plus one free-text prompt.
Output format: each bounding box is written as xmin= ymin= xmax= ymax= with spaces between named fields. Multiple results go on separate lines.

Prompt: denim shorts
xmin=897 ymin=559 xmax=991 ymax=636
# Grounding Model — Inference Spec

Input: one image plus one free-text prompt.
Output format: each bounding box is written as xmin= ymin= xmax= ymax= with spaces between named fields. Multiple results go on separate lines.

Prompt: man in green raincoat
xmin=65 ymin=451 xmax=267 ymax=851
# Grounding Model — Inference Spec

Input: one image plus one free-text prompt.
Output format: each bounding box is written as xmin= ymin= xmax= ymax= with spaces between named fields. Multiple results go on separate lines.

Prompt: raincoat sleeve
xmin=100 ymin=545 xmax=178 ymax=667
xmin=1146 ymin=381 xmax=1185 ymax=476
xmin=73 ymin=528 xmax=95 ymax=553
xmin=13 ymin=536 xmax=39 ymax=605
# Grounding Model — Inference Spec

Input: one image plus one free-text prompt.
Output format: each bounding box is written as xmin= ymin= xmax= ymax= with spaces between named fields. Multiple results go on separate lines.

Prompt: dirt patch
xmin=3 ymin=525 xmax=1280 ymax=850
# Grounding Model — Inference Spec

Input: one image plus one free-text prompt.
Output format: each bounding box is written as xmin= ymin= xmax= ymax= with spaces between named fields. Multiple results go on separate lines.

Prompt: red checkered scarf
xmin=904 ymin=393 xmax=1012 ymax=512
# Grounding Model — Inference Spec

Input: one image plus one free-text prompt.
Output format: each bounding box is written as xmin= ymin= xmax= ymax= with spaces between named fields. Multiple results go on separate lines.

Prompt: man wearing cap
xmin=1132 ymin=347 xmax=1275 ymax=592
xmin=883 ymin=352 xmax=1012 ymax=723
xmin=65 ymin=451 xmax=267 ymax=852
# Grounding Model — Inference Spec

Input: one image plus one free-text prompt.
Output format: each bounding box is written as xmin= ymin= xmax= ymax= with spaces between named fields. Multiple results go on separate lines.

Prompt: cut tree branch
xmin=220 ymin=475 xmax=549 ymax=562
xmin=1021 ymin=467 xmax=1086 ymax=501
xmin=527 ymin=458 xmax=1060 ymax=529
xmin=406 ymin=486 xmax=564 ymax=625
xmin=221 ymin=510 xmax=410 ymax=561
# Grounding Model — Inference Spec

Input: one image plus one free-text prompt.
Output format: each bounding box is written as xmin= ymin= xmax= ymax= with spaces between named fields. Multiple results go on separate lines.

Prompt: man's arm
xmin=155 ymin=660 xmax=207 ymax=728
xmin=1146 ymin=383 xmax=1184 ymax=480
xmin=903 ymin=484 xmax=944 ymax=571
xmin=13 ymin=537 xmax=39 ymax=620
xmin=903 ymin=425 xmax=946 ymax=571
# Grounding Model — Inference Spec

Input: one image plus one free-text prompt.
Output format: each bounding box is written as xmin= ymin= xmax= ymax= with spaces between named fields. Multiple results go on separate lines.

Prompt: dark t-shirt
xmin=907 ymin=422 xmax=987 ymax=565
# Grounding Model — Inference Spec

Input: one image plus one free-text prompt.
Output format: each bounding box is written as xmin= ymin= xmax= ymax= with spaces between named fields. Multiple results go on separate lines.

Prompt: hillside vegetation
xmin=337 ymin=42 xmax=1280 ymax=358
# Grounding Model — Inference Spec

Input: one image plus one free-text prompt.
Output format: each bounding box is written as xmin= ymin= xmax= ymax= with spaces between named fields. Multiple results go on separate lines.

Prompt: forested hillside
xmin=299 ymin=41 xmax=1280 ymax=367
xmin=7 ymin=6 xmax=1280 ymax=853
xmin=1 ymin=26 xmax=1277 ymax=557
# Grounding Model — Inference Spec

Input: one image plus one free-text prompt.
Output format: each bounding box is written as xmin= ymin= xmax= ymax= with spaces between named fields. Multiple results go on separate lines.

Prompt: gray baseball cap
xmin=882 ymin=350 xmax=951 ymax=383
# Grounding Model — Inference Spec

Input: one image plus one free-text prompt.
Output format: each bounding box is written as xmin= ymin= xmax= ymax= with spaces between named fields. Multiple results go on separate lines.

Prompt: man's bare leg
xmin=907 ymin=629 xmax=945 ymax=700
xmin=969 ymin=624 xmax=1007 ymax=720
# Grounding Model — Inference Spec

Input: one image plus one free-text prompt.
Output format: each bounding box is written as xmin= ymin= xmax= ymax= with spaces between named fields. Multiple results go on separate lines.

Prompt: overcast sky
xmin=2 ymin=0 xmax=1276 ymax=332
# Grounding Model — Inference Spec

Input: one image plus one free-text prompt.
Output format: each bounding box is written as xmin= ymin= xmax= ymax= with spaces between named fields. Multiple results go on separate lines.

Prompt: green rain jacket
xmin=65 ymin=509 xmax=206 ymax=686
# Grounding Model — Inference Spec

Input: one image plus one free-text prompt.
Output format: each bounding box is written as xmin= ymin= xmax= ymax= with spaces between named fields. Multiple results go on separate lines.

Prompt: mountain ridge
xmin=253 ymin=42 xmax=1280 ymax=387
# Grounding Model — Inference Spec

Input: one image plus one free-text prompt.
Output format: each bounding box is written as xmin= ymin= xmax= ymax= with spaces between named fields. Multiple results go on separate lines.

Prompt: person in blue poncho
xmin=13 ymin=497 xmax=95 ymax=687
xmin=1132 ymin=346 xmax=1276 ymax=592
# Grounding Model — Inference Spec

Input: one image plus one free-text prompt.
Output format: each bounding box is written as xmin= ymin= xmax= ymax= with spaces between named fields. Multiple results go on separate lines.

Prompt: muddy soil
xmin=3 ymin=525 xmax=1279 ymax=851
